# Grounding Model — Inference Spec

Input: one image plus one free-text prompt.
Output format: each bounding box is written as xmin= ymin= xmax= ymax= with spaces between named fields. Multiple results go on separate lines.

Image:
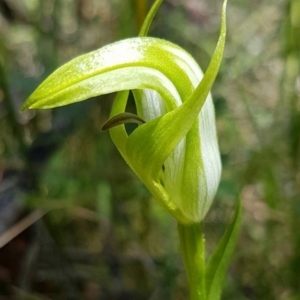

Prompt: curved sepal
xmin=21 ymin=38 xmax=195 ymax=112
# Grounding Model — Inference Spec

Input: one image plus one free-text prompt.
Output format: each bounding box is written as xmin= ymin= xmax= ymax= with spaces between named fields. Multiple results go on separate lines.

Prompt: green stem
xmin=178 ymin=222 xmax=206 ymax=300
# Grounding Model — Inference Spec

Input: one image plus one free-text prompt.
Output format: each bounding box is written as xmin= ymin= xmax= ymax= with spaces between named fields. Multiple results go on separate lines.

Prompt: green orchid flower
xmin=22 ymin=1 xmax=226 ymax=224
xmin=22 ymin=2 xmax=243 ymax=299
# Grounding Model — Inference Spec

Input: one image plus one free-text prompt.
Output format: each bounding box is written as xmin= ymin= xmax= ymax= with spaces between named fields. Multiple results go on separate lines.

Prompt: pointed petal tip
xmin=20 ymin=103 xmax=29 ymax=112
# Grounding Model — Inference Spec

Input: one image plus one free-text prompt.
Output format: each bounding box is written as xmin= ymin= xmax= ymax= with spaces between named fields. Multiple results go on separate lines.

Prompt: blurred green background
xmin=0 ymin=0 xmax=299 ymax=299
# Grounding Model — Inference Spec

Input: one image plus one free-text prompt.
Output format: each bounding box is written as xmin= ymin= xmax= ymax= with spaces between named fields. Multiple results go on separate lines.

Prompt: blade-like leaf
xmin=205 ymin=198 xmax=242 ymax=300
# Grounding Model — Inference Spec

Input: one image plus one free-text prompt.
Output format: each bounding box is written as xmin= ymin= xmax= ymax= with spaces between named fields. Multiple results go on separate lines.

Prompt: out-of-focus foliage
xmin=0 ymin=0 xmax=299 ymax=299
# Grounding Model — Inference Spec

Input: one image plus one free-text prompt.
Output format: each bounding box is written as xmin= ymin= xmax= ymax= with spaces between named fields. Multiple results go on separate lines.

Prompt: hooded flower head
xmin=22 ymin=1 xmax=227 ymax=224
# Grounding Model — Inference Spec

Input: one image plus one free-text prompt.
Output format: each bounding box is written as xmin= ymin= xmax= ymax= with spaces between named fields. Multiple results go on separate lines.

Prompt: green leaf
xmin=205 ymin=198 xmax=242 ymax=300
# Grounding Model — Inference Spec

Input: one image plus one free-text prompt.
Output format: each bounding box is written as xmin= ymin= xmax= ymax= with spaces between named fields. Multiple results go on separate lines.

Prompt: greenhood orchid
xmin=22 ymin=2 xmax=243 ymax=299
xmin=22 ymin=1 xmax=226 ymax=225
